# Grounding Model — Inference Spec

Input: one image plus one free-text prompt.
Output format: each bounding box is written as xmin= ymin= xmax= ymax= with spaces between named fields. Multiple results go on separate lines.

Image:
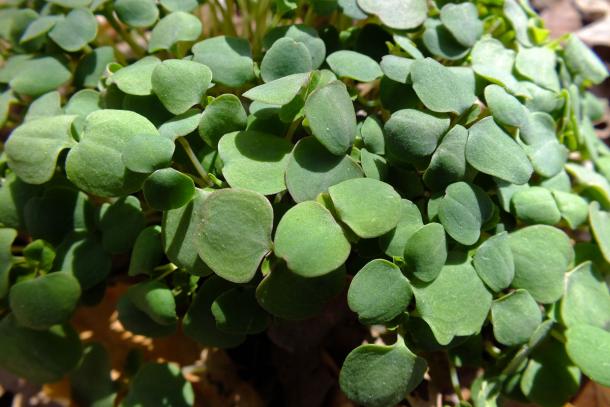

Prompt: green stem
xmin=285 ymin=117 xmax=303 ymax=141
xmin=177 ymin=137 xmax=214 ymax=187
xmin=237 ymin=0 xmax=252 ymax=39
xmin=154 ymin=263 xmax=178 ymax=280
xmin=446 ymin=352 xmax=464 ymax=402
xmin=103 ymin=9 xmax=145 ymax=57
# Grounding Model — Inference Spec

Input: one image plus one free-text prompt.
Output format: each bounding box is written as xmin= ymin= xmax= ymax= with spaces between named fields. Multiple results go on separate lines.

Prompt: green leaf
xmin=261 ymin=37 xmax=312 ymax=83
xmin=211 ymin=286 xmax=268 ymax=334
xmin=183 ymin=275 xmax=245 ymax=347
xmin=380 ymin=55 xmax=413 ymax=84
xmin=24 ymin=91 xmax=62 ymax=122
xmin=121 ymin=363 xmax=194 ymax=407
xmin=0 ymin=228 xmax=17 ymax=299
xmin=466 ymin=117 xmax=533 ymax=185
xmin=115 ymin=0 xmax=159 ymax=28
xmin=439 ymin=3 xmax=482 ymax=47
xmin=218 ymin=131 xmax=293 ymax=195
xmin=360 ymin=149 xmax=388 ymax=180
xmin=198 ymin=94 xmax=247 ymax=148
xmin=192 ymin=36 xmax=255 ymax=87
xmin=503 ymin=0 xmax=532 ymax=46
xmin=66 ymin=109 xmax=158 ymax=197
xmin=412 ymin=254 xmax=492 ymax=345
xmin=471 ymin=38 xmax=519 ymax=92
xmin=348 ymin=259 xmax=412 ymax=325
xmin=129 ymin=226 xmax=164 ymax=277
xmin=511 ymin=186 xmax=561 ymax=225
xmin=423 ymin=124 xmax=469 ymax=191
xmin=508 ymin=225 xmax=574 ymax=303
xmin=326 ymin=50 xmax=382 ymax=82
xmin=117 ymin=294 xmax=177 ymax=337
xmin=20 ymin=15 xmax=62 ymax=44
xmin=70 ymin=343 xmax=116 ymax=407
xmin=10 ymin=55 xmax=71 ymax=97
xmin=566 ymin=163 xmax=610 ymax=208
xmin=143 ymin=168 xmax=195 ymax=210
xmin=243 ymin=72 xmax=309 ymax=105
xmin=9 ymin=272 xmax=80 ymax=330
xmin=484 ymin=84 xmax=529 ymax=128
xmin=561 ymin=262 xmax=610 ymax=329
xmin=0 ymin=315 xmax=82 ymax=384
xmin=5 ymin=114 xmax=77 ymax=184
xmin=563 ymin=34 xmax=609 ymax=85
xmin=48 ymin=8 xmax=97 ymax=52
xmin=357 ymin=0 xmax=427 ymax=29
xmin=304 ymin=80 xmax=356 ymax=155
xmin=472 ymin=232 xmax=514 ymax=292
xmin=122 ymin=133 xmax=174 ymax=173
xmin=329 ymin=178 xmax=402 ymax=238
xmin=162 ymin=190 xmax=211 ymax=275
xmin=411 ymin=58 xmax=475 ymax=114
xmin=438 ymin=182 xmax=493 ymax=246
xmin=285 ymin=136 xmax=363 ymax=202
xmin=127 ymin=280 xmax=177 ymax=326
xmin=566 ymin=324 xmax=610 ymax=387
xmin=56 ymin=234 xmax=111 ymax=290
xmin=491 ymin=289 xmax=541 ymax=346
xmin=339 ymin=337 xmax=427 ymax=407
xmin=75 ymin=46 xmax=116 ymax=88
xmin=111 ymin=56 xmax=161 ymax=97
xmin=159 ymin=109 xmax=202 ymax=141
xmin=422 ymin=20 xmax=469 ymax=61
xmin=148 ymin=11 xmax=201 ymax=53
xmin=515 ymin=47 xmax=560 ymax=92
xmin=521 ymin=338 xmax=581 ymax=407
xmin=403 ymin=223 xmax=447 ymax=282
xmin=263 ymin=24 xmax=326 ymax=69
xmin=196 ymin=189 xmax=273 ymax=283
xmin=274 ymin=201 xmax=350 ymax=277
xmin=379 ymin=199 xmax=423 ymax=258
xmin=589 ymin=202 xmax=610 ymax=263
xmin=160 ymin=0 xmax=198 ymax=12
xmin=151 ymin=59 xmax=212 ymax=115
xmin=384 ymin=109 xmax=450 ymax=165
xmin=256 ymin=262 xmax=345 ymax=320
xmin=360 ymin=115 xmax=385 ymax=154
xmin=99 ymin=195 xmax=145 ymax=254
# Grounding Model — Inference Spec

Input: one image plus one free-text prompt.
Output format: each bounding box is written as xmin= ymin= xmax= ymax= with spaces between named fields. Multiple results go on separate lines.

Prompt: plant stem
xmin=103 ymin=9 xmax=145 ymax=57
xmin=154 ymin=263 xmax=178 ymax=280
xmin=237 ymin=0 xmax=252 ymax=39
xmin=177 ymin=137 xmax=214 ymax=187
xmin=285 ymin=117 xmax=303 ymax=141
xmin=446 ymin=352 xmax=464 ymax=402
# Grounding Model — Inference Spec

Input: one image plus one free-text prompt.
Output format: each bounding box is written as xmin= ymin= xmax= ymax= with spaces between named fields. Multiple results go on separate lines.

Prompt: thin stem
xmin=446 ymin=352 xmax=464 ymax=402
xmin=237 ymin=0 xmax=252 ymax=39
xmin=103 ymin=10 xmax=145 ymax=57
xmin=154 ymin=263 xmax=178 ymax=280
xmin=285 ymin=117 xmax=303 ymax=141
xmin=177 ymin=137 xmax=214 ymax=187
xmin=207 ymin=1 xmax=222 ymax=36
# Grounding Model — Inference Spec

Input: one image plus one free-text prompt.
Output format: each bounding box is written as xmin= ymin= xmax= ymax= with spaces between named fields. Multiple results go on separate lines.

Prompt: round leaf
xmin=439 ymin=3 xmax=482 ymax=48
xmin=9 ymin=273 xmax=81 ymax=330
xmin=192 ymin=36 xmax=255 ymax=87
xmin=403 ymin=223 xmax=447 ymax=282
xmin=511 ymin=186 xmax=561 ymax=225
xmin=326 ymin=50 xmax=382 ymax=82
xmin=122 ymin=133 xmax=174 ymax=173
xmin=218 ymin=131 xmax=293 ymax=195
xmin=151 ymin=59 xmax=212 ymax=115
xmin=261 ymin=37 xmax=312 ymax=83
xmin=115 ymin=0 xmax=159 ymax=28
xmin=304 ymin=80 xmax=357 ymax=155
xmin=566 ymin=324 xmax=610 ymax=387
xmin=198 ymin=94 xmax=247 ymax=148
xmin=196 ymin=189 xmax=273 ymax=283
xmin=560 ymin=262 xmax=610 ymax=329
xmin=472 ymin=232 xmax=514 ymax=292
xmin=111 ymin=56 xmax=161 ymax=96
xmin=143 ymin=168 xmax=195 ymax=210
xmin=348 ymin=259 xmax=412 ymax=325
xmin=211 ymin=286 xmax=268 ymax=334
xmin=357 ymin=0 xmax=427 ymax=30
xmin=379 ymin=199 xmax=423 ymax=258
xmin=491 ymin=289 xmax=542 ymax=346
xmin=121 ymin=363 xmax=194 ymax=407
xmin=126 ymin=280 xmax=177 ymax=326
xmin=329 ymin=178 xmax=401 ymax=238
xmin=274 ymin=201 xmax=351 ymax=277
xmin=589 ymin=202 xmax=610 ymax=263
xmin=48 ymin=8 xmax=97 ymax=52
xmin=148 ymin=12 xmax=201 ymax=53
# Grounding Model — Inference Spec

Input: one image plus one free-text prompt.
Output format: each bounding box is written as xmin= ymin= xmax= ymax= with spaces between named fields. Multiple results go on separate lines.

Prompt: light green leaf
xmin=274 ymin=201 xmax=350 ymax=277
xmin=326 ymin=50 xmax=382 ymax=82
xmin=552 ymin=190 xmax=589 ymax=229
xmin=423 ymin=125 xmax=470 ymax=191
xmin=159 ymin=109 xmax=201 ymax=140
xmin=511 ymin=186 xmax=561 ymax=225
xmin=484 ymin=84 xmax=529 ymax=128
xmin=196 ymin=189 xmax=273 ymax=283
xmin=111 ymin=56 xmax=161 ymax=96
xmin=10 ymin=55 xmax=71 ymax=97
xmin=243 ymin=72 xmax=309 ymax=105
xmin=198 ymin=94 xmax=247 ymax=148
xmin=563 ymin=34 xmax=609 ymax=85
xmin=263 ymin=24 xmax=326 ymax=69
xmin=509 ymin=225 xmax=574 ymax=303
xmin=515 ymin=47 xmax=560 ymax=92
xmin=473 ymin=232 xmax=514 ymax=292
xmin=5 ymin=115 xmax=77 ymax=184
xmin=115 ymin=0 xmax=159 ymax=28
xmin=466 ymin=117 xmax=533 ymax=185
xmin=412 ymin=254 xmax=492 ymax=345
xmin=379 ymin=199 xmax=423 ymax=258
xmin=422 ymin=19 xmax=469 ymax=61
xmin=340 ymin=337 xmax=427 ymax=407
xmin=403 ymin=223 xmax=447 ymax=282
xmin=148 ymin=11 xmax=201 ymax=53
xmin=491 ymin=289 xmax=541 ymax=346
xmin=304 ymin=80 xmax=356 ymax=155
xmin=589 ymin=202 xmax=610 ymax=263
xmin=65 ymin=110 xmax=158 ymax=197
xmin=122 ymin=133 xmax=174 ymax=173
xmin=439 ymin=3 xmax=482 ymax=48
xmin=411 ymin=58 xmax=475 ymax=114
xmin=357 ymin=0 xmax=427 ymax=29
xmin=348 ymin=259 xmax=412 ymax=325
xmin=329 ymin=178 xmax=402 ymax=238
xmin=261 ymin=37 xmax=312 ymax=82
xmin=143 ymin=168 xmax=195 ymax=210
xmin=504 ymin=0 xmax=532 ymax=46
xmin=192 ymin=36 xmax=255 ymax=87
xmin=561 ymin=262 xmax=610 ymax=330
xmin=49 ymin=8 xmax=97 ymax=52
xmin=151 ymin=59 xmax=212 ymax=115
xmin=566 ymin=324 xmax=610 ymax=386
xmin=218 ymin=131 xmax=292 ymax=195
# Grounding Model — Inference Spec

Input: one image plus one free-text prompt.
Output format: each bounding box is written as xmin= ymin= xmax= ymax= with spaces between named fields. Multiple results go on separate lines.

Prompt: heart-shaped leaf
xmin=561 ymin=262 xmax=610 ymax=329
xmin=403 ymin=223 xmax=447 ymax=282
xmin=472 ymin=232 xmax=514 ymax=292
xmin=48 ymin=8 xmax=97 ymax=52
xmin=192 ymin=36 xmax=255 ymax=87
xmin=491 ymin=289 xmax=542 ymax=346
xmin=148 ymin=11 xmax=201 ymax=53
xmin=357 ymin=0 xmax=427 ymax=30
xmin=326 ymin=50 xmax=382 ymax=82
xmin=143 ymin=168 xmax=195 ymax=210
xmin=566 ymin=324 xmax=610 ymax=387
xmin=151 ymin=59 xmax=212 ymax=115
xmin=199 ymin=94 xmax=247 ymax=148
xmin=115 ymin=0 xmax=159 ymax=28
xmin=261 ymin=37 xmax=312 ymax=82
